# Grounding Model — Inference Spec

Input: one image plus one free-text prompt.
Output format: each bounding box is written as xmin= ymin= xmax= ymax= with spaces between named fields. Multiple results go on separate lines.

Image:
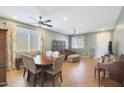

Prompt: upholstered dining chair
xmin=22 ymin=54 xmax=29 ymax=78
xmin=51 ymin=51 xmax=60 ymax=58
xmin=101 ymin=62 xmax=124 ymax=87
xmin=46 ymin=55 xmax=65 ymax=86
xmin=22 ymin=54 xmax=42 ymax=87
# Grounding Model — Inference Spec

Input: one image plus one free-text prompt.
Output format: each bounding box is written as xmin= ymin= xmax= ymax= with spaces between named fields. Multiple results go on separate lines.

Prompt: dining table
xmin=33 ymin=55 xmax=54 ymax=86
xmin=33 ymin=55 xmax=53 ymax=66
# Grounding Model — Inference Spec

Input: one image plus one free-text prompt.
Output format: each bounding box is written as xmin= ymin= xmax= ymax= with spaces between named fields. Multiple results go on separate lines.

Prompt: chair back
xmin=53 ymin=55 xmax=65 ymax=72
xmin=46 ymin=50 xmax=52 ymax=57
xmin=52 ymin=51 xmax=60 ymax=58
xmin=22 ymin=54 xmax=36 ymax=74
xmin=22 ymin=54 xmax=29 ymax=69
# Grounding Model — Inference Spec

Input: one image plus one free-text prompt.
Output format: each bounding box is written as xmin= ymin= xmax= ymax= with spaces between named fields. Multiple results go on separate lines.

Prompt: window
xmin=30 ymin=31 xmax=41 ymax=51
xmin=16 ymin=27 xmax=41 ymax=52
xmin=72 ymin=36 xmax=84 ymax=49
xmin=16 ymin=27 xmax=30 ymax=52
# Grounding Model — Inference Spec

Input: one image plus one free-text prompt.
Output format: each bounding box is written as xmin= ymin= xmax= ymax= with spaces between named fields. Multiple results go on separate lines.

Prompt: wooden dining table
xmin=33 ymin=55 xmax=53 ymax=66
xmin=33 ymin=55 xmax=54 ymax=86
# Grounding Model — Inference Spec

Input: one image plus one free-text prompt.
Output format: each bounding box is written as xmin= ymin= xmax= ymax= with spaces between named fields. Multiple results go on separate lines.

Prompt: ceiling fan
xmin=29 ymin=16 xmax=52 ymax=27
xmin=72 ymin=29 xmax=78 ymax=36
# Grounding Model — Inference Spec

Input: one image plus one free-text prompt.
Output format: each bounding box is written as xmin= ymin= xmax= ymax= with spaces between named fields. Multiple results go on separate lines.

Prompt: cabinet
xmin=0 ymin=29 xmax=8 ymax=86
xmin=52 ymin=40 xmax=66 ymax=51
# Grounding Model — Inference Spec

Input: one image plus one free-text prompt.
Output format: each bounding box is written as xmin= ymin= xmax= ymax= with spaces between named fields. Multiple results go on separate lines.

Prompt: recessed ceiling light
xmin=64 ymin=17 xmax=68 ymax=21
xmin=14 ymin=16 xmax=18 ymax=19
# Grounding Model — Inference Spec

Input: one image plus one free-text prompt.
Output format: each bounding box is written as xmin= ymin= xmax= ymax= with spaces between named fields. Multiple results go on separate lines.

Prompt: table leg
xmin=41 ymin=68 xmax=47 ymax=87
xmin=41 ymin=73 xmax=44 ymax=87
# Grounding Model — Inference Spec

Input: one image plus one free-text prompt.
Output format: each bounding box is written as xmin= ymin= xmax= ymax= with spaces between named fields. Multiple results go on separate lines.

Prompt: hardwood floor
xmin=6 ymin=57 xmax=98 ymax=87
xmin=61 ymin=57 xmax=97 ymax=87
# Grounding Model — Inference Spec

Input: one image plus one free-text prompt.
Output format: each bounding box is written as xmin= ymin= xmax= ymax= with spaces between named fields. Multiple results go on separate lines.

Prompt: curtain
xmin=41 ymin=29 xmax=46 ymax=55
xmin=0 ymin=21 xmax=16 ymax=70
xmin=96 ymin=32 xmax=110 ymax=58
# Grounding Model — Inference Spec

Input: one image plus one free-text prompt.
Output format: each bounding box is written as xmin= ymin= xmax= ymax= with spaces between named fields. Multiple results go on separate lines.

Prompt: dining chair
xmin=51 ymin=51 xmax=60 ymax=58
xmin=22 ymin=54 xmax=42 ymax=87
xmin=46 ymin=55 xmax=65 ymax=86
xmin=46 ymin=50 xmax=52 ymax=57
xmin=22 ymin=54 xmax=29 ymax=78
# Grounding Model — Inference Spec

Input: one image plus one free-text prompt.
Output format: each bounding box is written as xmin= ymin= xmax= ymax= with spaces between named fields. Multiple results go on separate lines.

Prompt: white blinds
xmin=30 ymin=31 xmax=41 ymax=51
xmin=16 ymin=27 xmax=41 ymax=52
xmin=16 ymin=27 xmax=30 ymax=52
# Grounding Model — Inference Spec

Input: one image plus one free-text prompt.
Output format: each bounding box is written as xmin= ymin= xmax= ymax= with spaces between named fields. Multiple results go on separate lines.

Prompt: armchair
xmin=101 ymin=62 xmax=124 ymax=87
xmin=94 ymin=54 xmax=124 ymax=86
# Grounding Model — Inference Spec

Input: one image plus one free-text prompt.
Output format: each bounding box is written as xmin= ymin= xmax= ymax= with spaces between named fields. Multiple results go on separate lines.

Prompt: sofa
xmin=59 ymin=49 xmax=76 ymax=59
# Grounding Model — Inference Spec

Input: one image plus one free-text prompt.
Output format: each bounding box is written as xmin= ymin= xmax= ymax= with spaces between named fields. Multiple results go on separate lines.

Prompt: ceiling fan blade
xmin=42 ymin=23 xmax=52 ymax=27
xmin=43 ymin=19 xmax=51 ymax=23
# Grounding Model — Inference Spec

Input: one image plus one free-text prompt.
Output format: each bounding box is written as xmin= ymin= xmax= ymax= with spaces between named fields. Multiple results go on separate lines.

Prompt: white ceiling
xmin=0 ymin=6 xmax=122 ymax=35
